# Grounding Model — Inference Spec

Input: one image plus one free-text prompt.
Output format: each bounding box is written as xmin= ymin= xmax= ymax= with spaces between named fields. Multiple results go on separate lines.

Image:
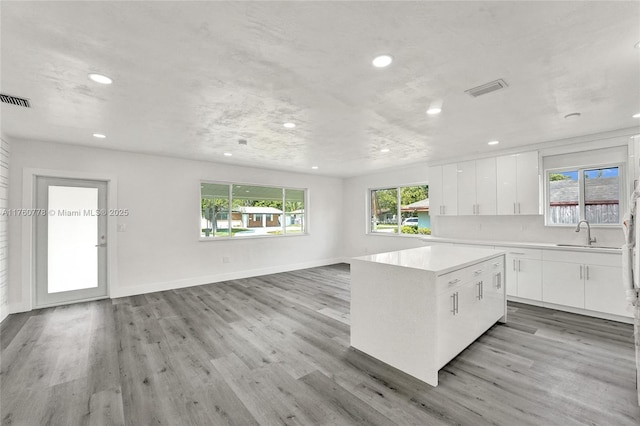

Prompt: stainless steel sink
xmin=554 ymin=243 xmax=620 ymax=250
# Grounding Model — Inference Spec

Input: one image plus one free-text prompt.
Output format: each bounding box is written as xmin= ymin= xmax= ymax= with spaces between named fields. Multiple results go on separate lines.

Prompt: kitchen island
xmin=350 ymin=245 xmax=506 ymax=386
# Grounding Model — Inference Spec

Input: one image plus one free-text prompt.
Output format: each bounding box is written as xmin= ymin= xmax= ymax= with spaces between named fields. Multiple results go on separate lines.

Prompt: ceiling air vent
xmin=465 ymin=79 xmax=508 ymax=98
xmin=1 ymin=93 xmax=31 ymax=108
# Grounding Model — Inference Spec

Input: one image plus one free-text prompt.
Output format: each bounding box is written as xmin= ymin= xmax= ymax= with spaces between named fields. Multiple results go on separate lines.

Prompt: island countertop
xmin=353 ymin=245 xmax=505 ymax=275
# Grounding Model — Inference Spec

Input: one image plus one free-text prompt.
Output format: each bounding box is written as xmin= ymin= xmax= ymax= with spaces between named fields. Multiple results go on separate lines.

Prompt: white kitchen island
xmin=350 ymin=245 xmax=506 ymax=386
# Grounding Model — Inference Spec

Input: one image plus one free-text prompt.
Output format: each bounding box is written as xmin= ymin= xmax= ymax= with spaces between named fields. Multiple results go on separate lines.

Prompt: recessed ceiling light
xmin=426 ymin=108 xmax=442 ymax=115
xmin=88 ymin=73 xmax=112 ymax=84
xmin=633 ymin=113 xmax=640 ymax=118
xmin=372 ymin=55 xmax=393 ymax=68
xmin=223 ymin=152 xmax=233 ymax=157
xmin=283 ymin=122 xmax=296 ymax=129
xmin=311 ymin=166 xmax=319 ymax=170
xmin=488 ymin=140 xmax=500 ymax=146
xmin=380 ymin=148 xmax=390 ymax=153
xmin=564 ymin=112 xmax=581 ymax=119
xmin=92 ymin=133 xmax=106 ymax=139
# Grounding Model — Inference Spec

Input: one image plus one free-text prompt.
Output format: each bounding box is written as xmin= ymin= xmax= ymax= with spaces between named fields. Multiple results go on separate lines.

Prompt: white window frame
xmin=367 ymin=184 xmax=430 ymax=236
xmin=544 ymin=162 xmax=625 ymax=227
xmin=199 ymin=181 xmax=308 ymax=241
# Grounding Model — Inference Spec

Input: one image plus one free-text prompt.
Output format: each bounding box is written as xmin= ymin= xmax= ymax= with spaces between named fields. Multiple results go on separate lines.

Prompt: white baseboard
xmin=110 ymin=258 xmax=345 ymax=299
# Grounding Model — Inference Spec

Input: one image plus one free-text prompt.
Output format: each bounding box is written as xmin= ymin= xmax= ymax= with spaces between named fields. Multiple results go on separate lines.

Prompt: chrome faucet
xmin=575 ymin=220 xmax=596 ymax=246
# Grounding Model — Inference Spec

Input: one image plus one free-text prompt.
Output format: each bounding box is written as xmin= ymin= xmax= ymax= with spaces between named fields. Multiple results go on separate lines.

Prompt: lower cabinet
xmin=495 ymin=247 xmax=542 ymax=301
xmin=542 ymin=250 xmax=627 ymax=317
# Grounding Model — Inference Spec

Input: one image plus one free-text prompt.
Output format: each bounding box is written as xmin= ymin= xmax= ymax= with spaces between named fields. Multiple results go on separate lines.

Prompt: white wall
xmin=8 ymin=139 xmax=343 ymax=312
xmin=0 ymin=138 xmax=9 ymax=322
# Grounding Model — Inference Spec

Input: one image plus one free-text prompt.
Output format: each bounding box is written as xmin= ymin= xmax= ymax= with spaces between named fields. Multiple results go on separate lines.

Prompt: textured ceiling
xmin=1 ymin=1 xmax=639 ymax=177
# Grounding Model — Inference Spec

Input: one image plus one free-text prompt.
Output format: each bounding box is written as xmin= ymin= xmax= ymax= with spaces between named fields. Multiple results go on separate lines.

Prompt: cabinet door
xmin=585 ymin=265 xmax=630 ymax=317
xmin=542 ymin=261 xmax=584 ymax=308
xmin=456 ymin=160 xmax=476 ymax=215
xmin=436 ymin=289 xmax=463 ymax=366
xmin=475 ymin=157 xmax=497 ymax=215
xmin=429 ymin=165 xmax=443 ymax=216
xmin=516 ymin=258 xmax=542 ymax=301
xmin=441 ymin=164 xmax=458 ymax=215
xmin=515 ymin=151 xmax=540 ymax=215
xmin=496 ymin=154 xmax=518 ymax=215
xmin=504 ymin=253 xmax=518 ymax=297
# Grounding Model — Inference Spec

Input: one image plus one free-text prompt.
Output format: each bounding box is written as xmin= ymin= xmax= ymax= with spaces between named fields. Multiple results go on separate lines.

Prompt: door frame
xmin=21 ymin=168 xmax=118 ymax=312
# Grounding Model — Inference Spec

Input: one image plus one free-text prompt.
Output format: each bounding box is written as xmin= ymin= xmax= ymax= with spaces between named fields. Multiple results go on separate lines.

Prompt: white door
xmin=35 ymin=177 xmax=108 ymax=307
xmin=475 ymin=157 xmax=497 ymax=215
xmin=456 ymin=160 xmax=476 ymax=216
xmin=428 ymin=165 xmax=443 ymax=216
xmin=515 ymin=151 xmax=540 ymax=215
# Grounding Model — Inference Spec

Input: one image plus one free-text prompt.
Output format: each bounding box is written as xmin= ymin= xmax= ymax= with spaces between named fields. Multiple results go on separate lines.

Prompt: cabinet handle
xmin=455 ymin=292 xmax=459 ymax=314
xmin=579 ymin=265 xmax=583 ymax=279
xmin=518 ymin=259 xmax=521 ymax=272
xmin=451 ymin=293 xmax=456 ymax=315
xmin=481 ymin=281 xmax=484 ymax=299
xmin=513 ymin=203 xmax=516 ymax=214
xmin=473 ymin=269 xmax=483 ymax=276
xmin=512 ymin=259 xmax=516 ymax=271
xmin=518 ymin=203 xmax=521 ymax=214
xmin=586 ymin=265 xmax=589 ymax=280
xmin=477 ymin=282 xmax=482 ymax=300
xmin=496 ymin=272 xmax=502 ymax=289
xmin=492 ymin=262 xmax=501 ymax=267
xmin=448 ymin=278 xmax=460 ymax=286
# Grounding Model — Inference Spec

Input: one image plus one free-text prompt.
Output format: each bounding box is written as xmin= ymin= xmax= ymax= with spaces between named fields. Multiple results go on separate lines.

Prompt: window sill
xmin=199 ymin=233 xmax=309 ymax=242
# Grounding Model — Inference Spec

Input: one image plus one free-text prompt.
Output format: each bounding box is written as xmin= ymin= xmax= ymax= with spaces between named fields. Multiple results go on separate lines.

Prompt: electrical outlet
xmin=223 ymin=257 xmax=231 ymax=264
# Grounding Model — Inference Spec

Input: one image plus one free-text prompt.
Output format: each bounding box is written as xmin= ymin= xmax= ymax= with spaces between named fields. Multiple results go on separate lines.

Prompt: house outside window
xmin=200 ymin=182 xmax=306 ymax=238
xmin=369 ymin=185 xmax=430 ymax=235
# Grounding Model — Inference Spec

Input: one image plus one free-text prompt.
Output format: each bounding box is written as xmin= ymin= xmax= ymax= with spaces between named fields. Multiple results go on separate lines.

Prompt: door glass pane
xmin=47 ymin=186 xmax=98 ymax=293
xmin=285 ymin=189 xmax=305 ymax=234
xmin=201 ymin=183 xmax=230 ymax=238
xmin=548 ymin=171 xmax=579 ymax=224
xmin=371 ymin=188 xmax=398 ymax=233
xmin=584 ymin=167 xmax=619 ymax=224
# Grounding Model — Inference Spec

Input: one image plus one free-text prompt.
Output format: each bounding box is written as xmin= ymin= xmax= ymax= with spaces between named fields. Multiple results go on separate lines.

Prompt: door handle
xmin=579 ymin=265 xmax=583 ymax=279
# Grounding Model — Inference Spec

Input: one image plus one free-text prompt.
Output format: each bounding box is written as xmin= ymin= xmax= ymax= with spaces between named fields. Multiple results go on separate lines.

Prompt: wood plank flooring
xmin=1 ymin=264 xmax=639 ymax=425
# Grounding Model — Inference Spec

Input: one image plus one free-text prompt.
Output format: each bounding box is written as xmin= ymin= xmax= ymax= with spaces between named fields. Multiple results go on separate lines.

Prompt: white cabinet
xmin=496 ymin=151 xmax=540 ymax=215
xmin=457 ymin=158 xmax=497 ymax=216
xmin=542 ymin=250 xmax=628 ymax=317
xmin=542 ymin=261 xmax=584 ymax=308
xmin=429 ymin=164 xmax=458 ymax=216
xmin=496 ymin=247 xmax=543 ymax=300
xmin=351 ymin=246 xmax=506 ymax=386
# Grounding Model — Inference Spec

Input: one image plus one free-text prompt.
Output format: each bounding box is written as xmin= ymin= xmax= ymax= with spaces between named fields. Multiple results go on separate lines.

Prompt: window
xmin=370 ymin=185 xmax=430 ymax=235
xmin=200 ymin=182 xmax=306 ymax=239
xmin=546 ymin=166 xmax=621 ymax=225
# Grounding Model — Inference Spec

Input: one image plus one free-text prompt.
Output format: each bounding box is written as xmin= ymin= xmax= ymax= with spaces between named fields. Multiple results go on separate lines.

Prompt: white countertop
xmin=352 ymin=245 xmax=505 ymax=275
xmin=420 ymin=236 xmax=622 ymax=254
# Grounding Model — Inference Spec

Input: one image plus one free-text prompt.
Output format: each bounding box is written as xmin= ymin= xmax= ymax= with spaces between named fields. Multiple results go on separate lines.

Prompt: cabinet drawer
xmin=495 ymin=246 xmax=542 ymax=260
xmin=436 ymin=268 xmax=471 ymax=294
xmin=542 ymin=249 xmax=620 ymax=266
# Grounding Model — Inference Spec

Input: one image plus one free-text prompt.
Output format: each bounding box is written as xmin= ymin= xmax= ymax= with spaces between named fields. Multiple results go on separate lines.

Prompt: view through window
xmin=547 ymin=166 xmax=620 ymax=225
xmin=201 ymin=183 xmax=306 ymax=238
xmin=370 ymin=185 xmax=430 ymax=235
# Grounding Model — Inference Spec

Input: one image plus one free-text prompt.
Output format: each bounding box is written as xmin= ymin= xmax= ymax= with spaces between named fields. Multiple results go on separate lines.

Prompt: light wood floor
xmin=2 ymin=264 xmax=639 ymax=425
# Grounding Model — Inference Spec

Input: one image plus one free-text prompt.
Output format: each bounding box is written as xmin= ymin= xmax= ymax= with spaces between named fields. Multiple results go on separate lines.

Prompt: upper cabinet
xmin=457 ymin=158 xmax=497 ymax=216
xmin=429 ymin=164 xmax=458 ymax=216
xmin=496 ymin=151 xmax=540 ymax=215
xmin=430 ymin=150 xmax=539 ymax=217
